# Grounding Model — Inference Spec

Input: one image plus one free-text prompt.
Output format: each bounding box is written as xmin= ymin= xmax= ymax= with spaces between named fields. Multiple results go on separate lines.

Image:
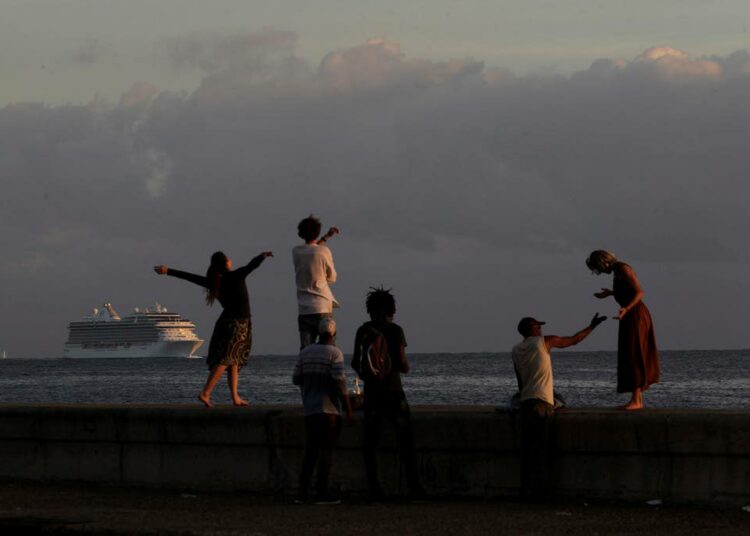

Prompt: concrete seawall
xmin=0 ymin=405 xmax=747 ymax=505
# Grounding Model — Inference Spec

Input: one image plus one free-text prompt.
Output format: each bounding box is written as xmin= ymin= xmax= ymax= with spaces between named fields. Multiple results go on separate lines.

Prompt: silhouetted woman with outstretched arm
xmin=154 ymin=250 xmax=273 ymax=407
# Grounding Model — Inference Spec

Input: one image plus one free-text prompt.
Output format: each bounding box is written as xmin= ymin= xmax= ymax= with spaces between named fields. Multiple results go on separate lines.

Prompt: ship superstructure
xmin=64 ymin=303 xmax=204 ymax=358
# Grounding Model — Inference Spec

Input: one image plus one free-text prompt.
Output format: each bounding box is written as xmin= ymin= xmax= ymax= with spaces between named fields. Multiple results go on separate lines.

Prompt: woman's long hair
xmin=205 ymin=251 xmax=229 ymax=306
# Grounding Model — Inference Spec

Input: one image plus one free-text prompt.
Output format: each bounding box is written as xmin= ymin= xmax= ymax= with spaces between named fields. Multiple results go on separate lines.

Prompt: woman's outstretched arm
xmin=594 ymin=288 xmax=613 ymax=299
xmin=234 ymin=251 xmax=273 ymax=278
xmin=153 ymin=265 xmax=209 ymax=288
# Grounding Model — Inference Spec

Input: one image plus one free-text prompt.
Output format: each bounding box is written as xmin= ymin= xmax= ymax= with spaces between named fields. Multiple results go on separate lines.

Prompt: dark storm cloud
xmin=1 ymin=34 xmax=749 ymax=355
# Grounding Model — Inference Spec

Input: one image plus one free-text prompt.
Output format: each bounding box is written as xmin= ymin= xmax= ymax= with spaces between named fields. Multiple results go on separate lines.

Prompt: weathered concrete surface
xmin=0 ymin=404 xmax=748 ymax=505
xmin=2 ymin=482 xmax=750 ymax=536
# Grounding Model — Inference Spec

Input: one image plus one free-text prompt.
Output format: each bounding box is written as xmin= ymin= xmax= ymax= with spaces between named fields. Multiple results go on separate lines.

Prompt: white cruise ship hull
xmin=63 ymin=340 xmax=204 ymax=359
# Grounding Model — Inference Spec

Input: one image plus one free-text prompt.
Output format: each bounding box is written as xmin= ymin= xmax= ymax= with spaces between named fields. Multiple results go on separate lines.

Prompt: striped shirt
xmin=292 ymin=343 xmax=347 ymax=416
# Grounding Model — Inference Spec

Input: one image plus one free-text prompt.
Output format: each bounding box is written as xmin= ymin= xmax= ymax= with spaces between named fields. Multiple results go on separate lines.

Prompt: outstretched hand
xmin=324 ymin=227 xmax=339 ymax=240
xmin=260 ymin=251 xmax=274 ymax=258
xmin=594 ymin=288 xmax=612 ymax=299
xmin=589 ymin=312 xmax=607 ymax=328
xmin=153 ymin=265 xmax=168 ymax=275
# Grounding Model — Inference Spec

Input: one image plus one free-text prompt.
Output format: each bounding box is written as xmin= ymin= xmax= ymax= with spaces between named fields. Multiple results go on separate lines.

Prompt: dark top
xmin=353 ymin=320 xmax=408 ymax=397
xmin=166 ymin=254 xmax=266 ymax=320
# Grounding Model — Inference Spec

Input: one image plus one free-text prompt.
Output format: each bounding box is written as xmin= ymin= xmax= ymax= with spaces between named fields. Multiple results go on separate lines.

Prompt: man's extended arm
xmin=544 ymin=313 xmax=607 ymax=351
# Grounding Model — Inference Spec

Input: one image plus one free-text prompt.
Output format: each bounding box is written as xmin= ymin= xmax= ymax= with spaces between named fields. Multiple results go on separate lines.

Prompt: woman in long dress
xmin=154 ymin=250 xmax=273 ymax=407
xmin=586 ymin=250 xmax=659 ymax=410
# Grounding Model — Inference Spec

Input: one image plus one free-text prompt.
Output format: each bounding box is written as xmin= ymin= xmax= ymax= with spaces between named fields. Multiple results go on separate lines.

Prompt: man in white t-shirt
xmin=512 ymin=313 xmax=606 ymax=498
xmin=293 ymin=216 xmax=340 ymax=349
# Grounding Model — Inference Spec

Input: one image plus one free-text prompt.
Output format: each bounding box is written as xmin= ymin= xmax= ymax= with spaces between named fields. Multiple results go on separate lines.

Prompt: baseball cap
xmin=517 ymin=317 xmax=546 ymax=336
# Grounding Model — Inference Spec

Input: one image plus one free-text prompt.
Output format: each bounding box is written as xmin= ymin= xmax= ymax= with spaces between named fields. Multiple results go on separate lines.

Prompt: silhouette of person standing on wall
xmin=586 ymin=250 xmax=660 ymax=410
xmin=154 ymin=250 xmax=272 ymax=407
xmin=292 ymin=216 xmax=339 ymax=349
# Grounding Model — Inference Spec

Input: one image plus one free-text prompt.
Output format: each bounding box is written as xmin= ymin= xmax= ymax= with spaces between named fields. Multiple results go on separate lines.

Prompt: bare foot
xmin=198 ymin=393 xmax=213 ymax=408
xmin=618 ymin=401 xmax=643 ymax=411
xmin=232 ymin=398 xmax=250 ymax=407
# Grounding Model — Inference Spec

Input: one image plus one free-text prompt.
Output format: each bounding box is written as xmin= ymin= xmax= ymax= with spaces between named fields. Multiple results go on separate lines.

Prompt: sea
xmin=0 ymin=350 xmax=748 ymax=408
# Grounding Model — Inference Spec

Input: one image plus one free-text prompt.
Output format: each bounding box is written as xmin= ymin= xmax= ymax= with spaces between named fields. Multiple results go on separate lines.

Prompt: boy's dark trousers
xmin=299 ymin=413 xmax=342 ymax=496
xmin=363 ymin=394 xmax=420 ymax=493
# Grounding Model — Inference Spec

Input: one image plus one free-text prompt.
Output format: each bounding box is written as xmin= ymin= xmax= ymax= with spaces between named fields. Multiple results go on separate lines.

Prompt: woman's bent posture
xmin=586 ymin=250 xmax=659 ymax=410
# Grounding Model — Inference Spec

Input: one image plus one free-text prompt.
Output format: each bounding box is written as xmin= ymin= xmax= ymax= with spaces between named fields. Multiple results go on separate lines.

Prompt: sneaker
xmin=314 ymin=493 xmax=342 ymax=505
xmin=294 ymin=494 xmax=309 ymax=505
xmin=408 ymin=487 xmax=430 ymax=503
xmin=367 ymin=488 xmax=388 ymax=503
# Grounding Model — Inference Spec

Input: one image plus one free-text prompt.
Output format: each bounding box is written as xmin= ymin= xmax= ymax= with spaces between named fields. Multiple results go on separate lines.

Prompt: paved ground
xmin=0 ymin=482 xmax=748 ymax=535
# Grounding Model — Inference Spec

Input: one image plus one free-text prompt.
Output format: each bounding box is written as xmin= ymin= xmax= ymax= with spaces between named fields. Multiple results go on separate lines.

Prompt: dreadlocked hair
xmin=205 ymin=251 xmax=229 ymax=306
xmin=365 ymin=286 xmax=396 ymax=318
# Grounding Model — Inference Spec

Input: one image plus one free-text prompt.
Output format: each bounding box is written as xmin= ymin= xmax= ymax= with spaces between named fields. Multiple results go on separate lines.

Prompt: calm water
xmin=0 ymin=351 xmax=748 ymax=408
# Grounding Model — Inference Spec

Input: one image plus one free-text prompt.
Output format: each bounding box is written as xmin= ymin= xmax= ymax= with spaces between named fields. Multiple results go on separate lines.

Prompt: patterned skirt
xmin=206 ymin=318 xmax=252 ymax=370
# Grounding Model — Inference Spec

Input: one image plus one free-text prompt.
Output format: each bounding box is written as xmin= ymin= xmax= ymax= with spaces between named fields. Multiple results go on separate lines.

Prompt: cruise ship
xmin=64 ymin=303 xmax=204 ymax=358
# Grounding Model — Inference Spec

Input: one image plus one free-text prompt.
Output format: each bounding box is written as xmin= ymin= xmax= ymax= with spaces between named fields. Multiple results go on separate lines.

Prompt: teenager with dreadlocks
xmin=153 ymin=250 xmax=273 ymax=407
xmin=351 ymin=287 xmax=426 ymax=501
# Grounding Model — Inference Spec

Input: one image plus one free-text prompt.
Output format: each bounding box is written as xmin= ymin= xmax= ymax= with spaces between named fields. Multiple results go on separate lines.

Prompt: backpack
xmin=354 ymin=326 xmax=392 ymax=382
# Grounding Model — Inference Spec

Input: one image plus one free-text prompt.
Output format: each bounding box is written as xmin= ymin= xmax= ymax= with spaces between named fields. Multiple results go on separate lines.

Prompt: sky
xmin=1 ymin=1 xmax=749 ymax=357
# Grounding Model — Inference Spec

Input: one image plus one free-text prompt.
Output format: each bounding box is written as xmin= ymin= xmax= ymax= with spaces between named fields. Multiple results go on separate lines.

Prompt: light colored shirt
xmin=292 ymin=244 xmax=339 ymax=315
xmin=511 ymin=336 xmax=554 ymax=405
xmin=292 ymin=343 xmax=347 ymax=416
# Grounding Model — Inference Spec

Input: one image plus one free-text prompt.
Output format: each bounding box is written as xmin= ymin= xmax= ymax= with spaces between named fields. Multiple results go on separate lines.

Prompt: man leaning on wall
xmin=511 ymin=313 xmax=606 ymax=498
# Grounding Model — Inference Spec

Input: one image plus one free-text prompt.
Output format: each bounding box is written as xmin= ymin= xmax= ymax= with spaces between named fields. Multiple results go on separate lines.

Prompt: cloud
xmin=119 ymin=82 xmax=161 ymax=109
xmin=318 ymin=38 xmax=483 ymax=92
xmin=2 ymin=37 xmax=750 ymax=355
xmin=69 ymin=37 xmax=116 ymax=66
xmin=633 ymin=46 xmax=722 ymax=80
xmin=162 ymin=28 xmax=297 ymax=73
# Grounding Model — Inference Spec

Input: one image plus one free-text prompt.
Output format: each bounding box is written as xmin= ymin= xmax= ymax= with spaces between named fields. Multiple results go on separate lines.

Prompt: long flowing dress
xmin=167 ymin=254 xmax=266 ymax=370
xmin=613 ymin=265 xmax=660 ymax=393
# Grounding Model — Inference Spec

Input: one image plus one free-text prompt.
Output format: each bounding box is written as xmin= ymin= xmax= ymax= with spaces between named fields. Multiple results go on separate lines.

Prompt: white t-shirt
xmin=511 ymin=336 xmax=554 ymax=405
xmin=292 ymin=244 xmax=339 ymax=315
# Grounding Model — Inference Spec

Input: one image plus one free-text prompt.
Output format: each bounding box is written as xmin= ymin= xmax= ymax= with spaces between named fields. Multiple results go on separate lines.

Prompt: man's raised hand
xmin=590 ymin=312 xmax=607 ymax=328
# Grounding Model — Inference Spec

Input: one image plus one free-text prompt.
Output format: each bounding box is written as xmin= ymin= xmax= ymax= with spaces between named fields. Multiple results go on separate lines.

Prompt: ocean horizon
xmin=1 ymin=350 xmax=748 ymax=409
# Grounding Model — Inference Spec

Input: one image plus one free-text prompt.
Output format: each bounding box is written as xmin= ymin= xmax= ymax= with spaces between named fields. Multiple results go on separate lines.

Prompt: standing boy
xmin=292 ymin=215 xmax=339 ymax=349
xmin=352 ymin=287 xmax=425 ymax=501
xmin=293 ymin=317 xmax=353 ymax=504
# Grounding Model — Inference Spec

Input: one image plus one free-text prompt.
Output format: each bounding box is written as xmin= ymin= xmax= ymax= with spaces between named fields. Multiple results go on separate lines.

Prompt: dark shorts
xmin=297 ymin=313 xmax=332 ymax=349
xmin=207 ymin=318 xmax=251 ymax=370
